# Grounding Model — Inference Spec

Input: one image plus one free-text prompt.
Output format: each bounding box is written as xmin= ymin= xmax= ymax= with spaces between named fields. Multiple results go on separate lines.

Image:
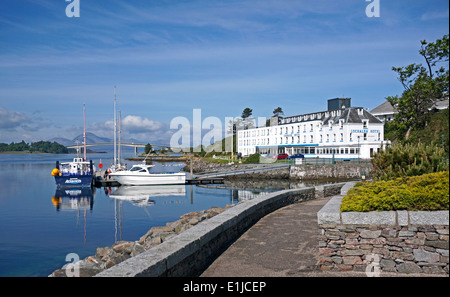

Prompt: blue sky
xmin=0 ymin=0 xmax=448 ymax=145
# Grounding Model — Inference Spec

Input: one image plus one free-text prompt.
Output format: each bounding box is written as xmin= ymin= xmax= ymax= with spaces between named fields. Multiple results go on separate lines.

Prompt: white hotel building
xmin=237 ymin=98 xmax=385 ymax=160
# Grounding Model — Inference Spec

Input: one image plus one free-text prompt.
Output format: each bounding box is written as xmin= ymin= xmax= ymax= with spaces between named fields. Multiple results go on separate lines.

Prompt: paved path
xmin=201 ymin=190 xmax=445 ymax=277
xmin=201 ymin=195 xmax=336 ymax=277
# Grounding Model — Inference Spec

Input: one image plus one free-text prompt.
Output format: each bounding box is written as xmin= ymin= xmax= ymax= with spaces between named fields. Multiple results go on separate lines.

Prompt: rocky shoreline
xmin=49 ymin=205 xmax=234 ymax=277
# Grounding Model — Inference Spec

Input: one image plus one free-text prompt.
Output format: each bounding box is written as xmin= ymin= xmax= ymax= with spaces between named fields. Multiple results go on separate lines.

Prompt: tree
xmin=273 ymin=107 xmax=284 ymax=117
xmin=241 ymin=107 xmax=253 ymax=119
xmin=387 ymin=34 xmax=449 ymax=141
xmin=145 ymin=143 xmax=152 ymax=154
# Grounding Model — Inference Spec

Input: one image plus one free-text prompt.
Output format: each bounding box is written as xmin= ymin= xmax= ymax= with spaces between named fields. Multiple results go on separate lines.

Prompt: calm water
xmin=0 ymin=151 xmax=286 ymax=277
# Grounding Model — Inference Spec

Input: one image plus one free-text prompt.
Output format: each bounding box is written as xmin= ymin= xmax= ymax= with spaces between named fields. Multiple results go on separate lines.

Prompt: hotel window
xmin=326 ymin=134 xmax=329 ymax=142
xmin=320 ymin=135 xmax=323 ymax=143
xmin=364 ymin=133 xmax=367 ymax=141
xmin=333 ymin=134 xmax=336 ymax=142
xmin=319 ymin=122 xmax=323 ymax=131
xmin=340 ymin=133 xmax=344 ymax=142
xmin=297 ymin=136 xmax=300 ymax=143
xmin=303 ymin=135 xmax=306 ymax=143
xmin=310 ymin=135 xmax=313 ymax=143
xmin=349 ymin=133 xmax=353 ymax=142
xmin=297 ymin=125 xmax=300 ymax=133
xmin=329 ymin=121 xmax=333 ymax=130
xmin=339 ymin=119 xmax=344 ymax=129
xmin=310 ymin=124 xmax=313 ymax=131
xmin=363 ymin=120 xmax=368 ymax=129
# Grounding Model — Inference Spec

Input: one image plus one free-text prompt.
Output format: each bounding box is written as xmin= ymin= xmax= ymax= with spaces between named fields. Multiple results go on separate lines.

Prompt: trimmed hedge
xmin=340 ymin=171 xmax=449 ymax=212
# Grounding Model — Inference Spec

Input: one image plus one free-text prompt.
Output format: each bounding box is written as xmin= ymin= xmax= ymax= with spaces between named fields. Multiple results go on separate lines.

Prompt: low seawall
xmin=317 ymin=192 xmax=449 ymax=275
xmin=290 ymin=163 xmax=372 ymax=180
xmin=223 ymin=163 xmax=372 ymax=180
xmin=95 ymin=183 xmax=346 ymax=277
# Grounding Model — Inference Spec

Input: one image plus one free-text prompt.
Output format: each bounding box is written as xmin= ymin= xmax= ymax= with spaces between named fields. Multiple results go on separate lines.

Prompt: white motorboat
xmin=109 ymin=185 xmax=186 ymax=206
xmin=108 ymin=164 xmax=186 ymax=186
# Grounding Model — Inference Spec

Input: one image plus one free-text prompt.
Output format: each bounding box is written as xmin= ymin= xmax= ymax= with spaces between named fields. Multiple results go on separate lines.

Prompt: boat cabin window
xmin=130 ymin=166 xmax=144 ymax=172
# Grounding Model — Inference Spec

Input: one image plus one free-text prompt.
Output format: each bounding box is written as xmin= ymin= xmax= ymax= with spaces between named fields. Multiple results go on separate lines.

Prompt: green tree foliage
xmin=144 ymin=143 xmax=153 ymax=154
xmin=387 ymin=34 xmax=449 ymax=141
xmin=0 ymin=141 xmax=68 ymax=154
xmin=272 ymin=107 xmax=284 ymax=117
xmin=371 ymin=142 xmax=448 ymax=181
xmin=241 ymin=107 xmax=253 ymax=119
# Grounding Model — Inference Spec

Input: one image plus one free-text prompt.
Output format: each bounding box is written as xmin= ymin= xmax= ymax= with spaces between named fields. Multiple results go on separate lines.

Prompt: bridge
xmin=66 ymin=143 xmax=171 ymax=155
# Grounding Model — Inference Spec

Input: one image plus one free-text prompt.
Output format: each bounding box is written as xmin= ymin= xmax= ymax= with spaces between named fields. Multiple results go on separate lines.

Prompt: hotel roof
xmin=278 ymin=106 xmax=382 ymax=126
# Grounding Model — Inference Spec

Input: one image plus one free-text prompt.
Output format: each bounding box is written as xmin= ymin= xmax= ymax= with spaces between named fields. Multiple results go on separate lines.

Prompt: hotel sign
xmin=351 ymin=129 xmax=381 ymax=133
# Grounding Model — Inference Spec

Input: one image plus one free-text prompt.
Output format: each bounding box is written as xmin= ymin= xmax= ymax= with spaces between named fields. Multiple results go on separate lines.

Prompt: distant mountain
xmin=73 ymin=132 xmax=111 ymax=145
xmin=48 ymin=132 xmax=112 ymax=146
xmin=47 ymin=137 xmax=74 ymax=146
xmin=48 ymin=132 xmax=145 ymax=146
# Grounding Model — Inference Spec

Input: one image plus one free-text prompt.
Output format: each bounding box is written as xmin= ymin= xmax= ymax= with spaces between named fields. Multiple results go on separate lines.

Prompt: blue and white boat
xmin=52 ymin=158 xmax=95 ymax=187
xmin=52 ymin=104 xmax=95 ymax=187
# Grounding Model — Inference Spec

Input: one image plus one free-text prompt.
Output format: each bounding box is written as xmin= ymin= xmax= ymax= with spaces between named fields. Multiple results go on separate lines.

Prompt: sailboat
xmin=51 ymin=105 xmax=96 ymax=187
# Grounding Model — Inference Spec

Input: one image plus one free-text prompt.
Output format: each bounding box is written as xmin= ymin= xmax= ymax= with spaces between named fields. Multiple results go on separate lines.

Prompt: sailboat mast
xmin=113 ymin=86 xmax=117 ymax=167
xmin=83 ymin=104 xmax=87 ymax=161
xmin=118 ymin=110 xmax=122 ymax=166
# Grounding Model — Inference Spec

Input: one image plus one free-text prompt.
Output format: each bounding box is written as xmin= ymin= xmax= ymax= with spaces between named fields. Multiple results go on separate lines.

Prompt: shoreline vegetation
xmin=0 ymin=140 xmax=105 ymax=154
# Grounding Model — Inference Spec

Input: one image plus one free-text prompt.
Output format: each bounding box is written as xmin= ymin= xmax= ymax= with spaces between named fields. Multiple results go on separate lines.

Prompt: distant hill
xmin=73 ymin=132 xmax=111 ymax=145
xmin=48 ymin=132 xmax=112 ymax=146
xmin=48 ymin=132 xmax=145 ymax=147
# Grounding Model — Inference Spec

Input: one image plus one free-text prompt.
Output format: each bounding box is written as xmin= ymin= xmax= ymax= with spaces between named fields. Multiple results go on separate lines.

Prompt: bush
xmin=340 ymin=171 xmax=449 ymax=212
xmin=371 ymin=142 xmax=448 ymax=180
xmin=242 ymin=153 xmax=260 ymax=163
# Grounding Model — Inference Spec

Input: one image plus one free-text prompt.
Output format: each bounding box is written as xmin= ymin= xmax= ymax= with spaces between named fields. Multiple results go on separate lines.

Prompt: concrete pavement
xmin=201 ymin=194 xmax=337 ymax=277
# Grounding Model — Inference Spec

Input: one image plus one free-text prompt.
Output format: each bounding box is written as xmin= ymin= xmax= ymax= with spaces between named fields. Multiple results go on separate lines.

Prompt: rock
xmin=96 ymin=247 xmax=111 ymax=259
xmin=413 ymin=249 xmax=440 ymax=263
xmin=380 ymin=259 xmax=396 ymax=269
xmin=399 ymin=231 xmax=416 ymax=237
xmin=425 ymin=240 xmax=449 ymax=250
xmin=360 ymin=230 xmax=381 ymax=239
xmin=342 ymin=256 xmax=363 ymax=265
xmin=112 ymin=241 xmax=134 ymax=254
xmin=397 ymin=262 xmax=422 ymax=274
xmin=131 ymin=243 xmax=145 ymax=256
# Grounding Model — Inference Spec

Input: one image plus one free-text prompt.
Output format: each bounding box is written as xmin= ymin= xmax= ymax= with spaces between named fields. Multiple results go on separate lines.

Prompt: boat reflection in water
xmin=51 ymin=187 xmax=95 ymax=211
xmin=109 ymin=185 xmax=186 ymax=207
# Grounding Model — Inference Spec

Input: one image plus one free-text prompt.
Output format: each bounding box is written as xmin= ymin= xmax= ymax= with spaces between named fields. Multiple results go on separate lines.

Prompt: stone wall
xmin=290 ymin=163 xmax=373 ymax=180
xmin=318 ymin=194 xmax=449 ymax=275
xmin=222 ymin=163 xmax=373 ymax=180
xmin=93 ymin=184 xmax=345 ymax=277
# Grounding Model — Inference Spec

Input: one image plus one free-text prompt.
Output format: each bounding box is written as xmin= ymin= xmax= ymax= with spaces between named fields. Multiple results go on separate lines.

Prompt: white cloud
xmin=421 ymin=10 xmax=449 ymax=21
xmin=0 ymin=107 xmax=30 ymax=130
xmin=122 ymin=115 xmax=163 ymax=134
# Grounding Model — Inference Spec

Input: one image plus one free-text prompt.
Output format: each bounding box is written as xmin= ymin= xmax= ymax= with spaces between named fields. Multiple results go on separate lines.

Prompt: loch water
xmin=0 ymin=151 xmax=290 ymax=277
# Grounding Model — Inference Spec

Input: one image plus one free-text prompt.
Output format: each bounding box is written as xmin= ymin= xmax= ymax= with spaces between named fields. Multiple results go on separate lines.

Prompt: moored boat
xmin=52 ymin=158 xmax=95 ymax=187
xmin=108 ymin=164 xmax=186 ymax=186
xmin=52 ymin=104 xmax=96 ymax=187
